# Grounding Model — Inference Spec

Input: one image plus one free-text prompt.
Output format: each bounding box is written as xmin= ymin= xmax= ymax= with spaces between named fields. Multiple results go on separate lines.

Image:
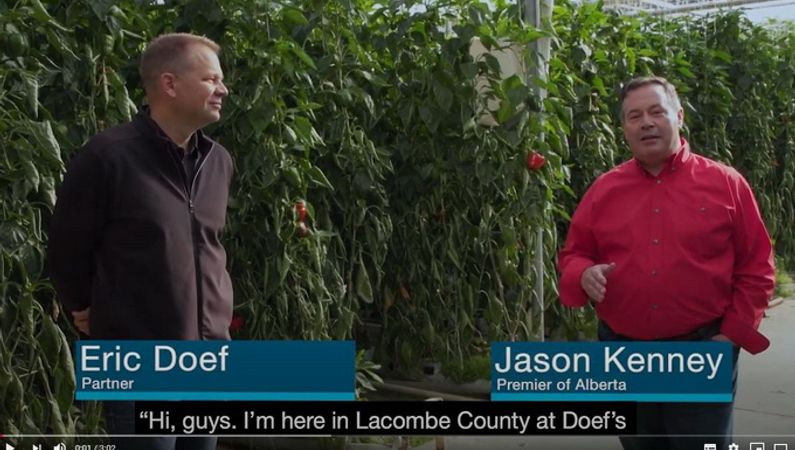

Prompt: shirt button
xmin=651 ymin=269 xmax=658 ymax=276
xmin=656 ymin=179 xmax=662 ymax=185
xmin=652 ymin=304 xmax=659 ymax=309
xmin=653 ymin=208 xmax=660 ymax=214
xmin=652 ymin=239 xmax=660 ymax=245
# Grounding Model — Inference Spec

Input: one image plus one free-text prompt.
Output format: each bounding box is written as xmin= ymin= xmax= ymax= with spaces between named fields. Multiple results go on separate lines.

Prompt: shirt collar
xmin=634 ymin=137 xmax=691 ymax=177
xmin=139 ymin=105 xmax=201 ymax=157
xmin=670 ymin=137 xmax=691 ymax=169
xmin=185 ymin=134 xmax=200 ymax=158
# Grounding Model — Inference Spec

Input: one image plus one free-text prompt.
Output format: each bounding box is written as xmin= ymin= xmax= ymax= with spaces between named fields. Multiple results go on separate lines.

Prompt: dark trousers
xmin=597 ymin=321 xmax=741 ymax=450
xmin=103 ymin=401 xmax=218 ymax=450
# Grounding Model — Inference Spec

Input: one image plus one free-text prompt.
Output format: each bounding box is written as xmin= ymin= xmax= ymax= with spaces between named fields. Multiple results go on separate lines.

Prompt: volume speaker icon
xmin=53 ymin=444 xmax=66 ymax=450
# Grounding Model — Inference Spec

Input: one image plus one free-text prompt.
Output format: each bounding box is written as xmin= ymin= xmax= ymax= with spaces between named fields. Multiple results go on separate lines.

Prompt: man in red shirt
xmin=558 ymin=76 xmax=775 ymax=450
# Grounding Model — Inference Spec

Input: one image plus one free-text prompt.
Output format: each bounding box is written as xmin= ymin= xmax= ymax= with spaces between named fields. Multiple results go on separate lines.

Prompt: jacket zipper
xmin=177 ymin=144 xmax=214 ymax=339
xmin=191 ymin=145 xmax=213 ymax=339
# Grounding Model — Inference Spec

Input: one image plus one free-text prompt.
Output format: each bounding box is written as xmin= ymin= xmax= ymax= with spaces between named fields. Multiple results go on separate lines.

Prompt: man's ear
xmin=160 ymin=72 xmax=178 ymax=98
xmin=676 ymin=107 xmax=684 ymax=128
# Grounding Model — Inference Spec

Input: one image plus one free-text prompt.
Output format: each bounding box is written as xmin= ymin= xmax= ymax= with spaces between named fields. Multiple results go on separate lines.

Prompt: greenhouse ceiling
xmin=599 ymin=0 xmax=795 ymax=20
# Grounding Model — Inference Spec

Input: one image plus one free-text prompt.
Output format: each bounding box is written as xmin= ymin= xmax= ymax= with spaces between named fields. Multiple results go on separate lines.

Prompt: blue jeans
xmin=103 ymin=401 xmax=218 ymax=450
xmin=597 ymin=320 xmax=741 ymax=450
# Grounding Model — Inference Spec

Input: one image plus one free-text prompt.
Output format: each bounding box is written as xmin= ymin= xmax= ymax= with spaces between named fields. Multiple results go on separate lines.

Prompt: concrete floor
xmin=416 ymin=298 xmax=795 ymax=450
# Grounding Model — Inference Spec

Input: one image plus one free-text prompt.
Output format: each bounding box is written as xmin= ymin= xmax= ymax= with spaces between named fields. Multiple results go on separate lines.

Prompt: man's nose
xmin=217 ymin=81 xmax=229 ymax=97
xmin=640 ymin=113 xmax=654 ymax=128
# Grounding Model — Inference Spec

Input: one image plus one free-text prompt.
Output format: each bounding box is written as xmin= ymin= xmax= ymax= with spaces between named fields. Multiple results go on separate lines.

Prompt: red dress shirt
xmin=558 ymin=139 xmax=775 ymax=354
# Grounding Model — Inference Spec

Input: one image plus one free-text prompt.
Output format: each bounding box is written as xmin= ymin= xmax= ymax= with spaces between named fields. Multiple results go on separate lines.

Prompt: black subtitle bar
xmin=134 ymin=401 xmax=636 ymax=435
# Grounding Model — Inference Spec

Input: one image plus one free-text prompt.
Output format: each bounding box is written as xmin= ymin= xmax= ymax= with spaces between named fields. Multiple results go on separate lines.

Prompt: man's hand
xmin=72 ymin=307 xmax=90 ymax=335
xmin=711 ymin=333 xmax=733 ymax=344
xmin=580 ymin=263 xmax=616 ymax=302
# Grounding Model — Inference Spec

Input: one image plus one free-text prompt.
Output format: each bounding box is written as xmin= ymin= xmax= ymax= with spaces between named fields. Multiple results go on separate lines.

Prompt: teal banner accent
xmin=491 ymin=341 xmax=733 ymax=403
xmin=75 ymin=340 xmax=355 ymax=401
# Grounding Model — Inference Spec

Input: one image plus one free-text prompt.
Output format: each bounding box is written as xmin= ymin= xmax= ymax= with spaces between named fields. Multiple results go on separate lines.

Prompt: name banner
xmin=75 ymin=340 xmax=355 ymax=401
xmin=491 ymin=342 xmax=733 ymax=402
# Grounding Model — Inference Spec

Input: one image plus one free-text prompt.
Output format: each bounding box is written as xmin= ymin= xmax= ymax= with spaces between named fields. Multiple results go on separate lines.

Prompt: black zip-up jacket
xmin=48 ymin=110 xmax=234 ymax=340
